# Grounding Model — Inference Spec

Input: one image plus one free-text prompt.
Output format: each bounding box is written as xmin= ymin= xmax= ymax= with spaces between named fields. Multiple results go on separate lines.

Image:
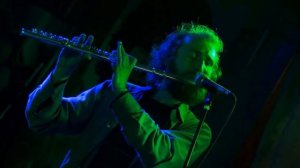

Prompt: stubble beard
xmin=164 ymin=63 xmax=207 ymax=106
xmin=165 ymin=79 xmax=207 ymax=106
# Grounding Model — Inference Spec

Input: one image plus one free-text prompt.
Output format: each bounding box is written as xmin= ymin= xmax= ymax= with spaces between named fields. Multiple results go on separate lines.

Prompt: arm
xmin=111 ymin=93 xmax=211 ymax=167
xmin=109 ymin=42 xmax=211 ymax=166
xmin=25 ymin=71 xmax=106 ymax=134
xmin=25 ymin=33 xmax=99 ymax=134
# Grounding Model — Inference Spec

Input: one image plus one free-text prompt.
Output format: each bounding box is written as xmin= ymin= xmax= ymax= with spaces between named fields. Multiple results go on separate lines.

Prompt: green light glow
xmin=210 ymin=49 xmax=217 ymax=59
xmin=198 ymin=42 xmax=221 ymax=81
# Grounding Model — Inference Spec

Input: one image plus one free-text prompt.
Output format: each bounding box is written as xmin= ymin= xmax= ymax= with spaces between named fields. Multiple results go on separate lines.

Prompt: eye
xmin=189 ymin=52 xmax=198 ymax=59
xmin=192 ymin=50 xmax=203 ymax=58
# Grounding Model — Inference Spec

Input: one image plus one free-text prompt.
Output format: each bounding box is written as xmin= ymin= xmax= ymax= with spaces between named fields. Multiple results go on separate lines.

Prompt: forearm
xmin=25 ymin=71 xmax=68 ymax=131
xmin=110 ymin=93 xmax=212 ymax=167
xmin=110 ymin=93 xmax=173 ymax=165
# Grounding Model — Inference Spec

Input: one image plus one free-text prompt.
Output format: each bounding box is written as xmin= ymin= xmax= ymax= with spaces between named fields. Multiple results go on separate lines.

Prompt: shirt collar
xmin=177 ymin=103 xmax=190 ymax=122
xmin=128 ymin=83 xmax=192 ymax=126
xmin=168 ymin=103 xmax=191 ymax=129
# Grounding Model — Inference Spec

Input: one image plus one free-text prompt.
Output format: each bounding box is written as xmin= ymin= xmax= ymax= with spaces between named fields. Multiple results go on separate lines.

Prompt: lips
xmin=178 ymin=71 xmax=210 ymax=83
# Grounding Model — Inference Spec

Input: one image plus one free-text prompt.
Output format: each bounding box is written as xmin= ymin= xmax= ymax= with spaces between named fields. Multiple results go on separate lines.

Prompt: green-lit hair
xmin=146 ymin=22 xmax=223 ymax=88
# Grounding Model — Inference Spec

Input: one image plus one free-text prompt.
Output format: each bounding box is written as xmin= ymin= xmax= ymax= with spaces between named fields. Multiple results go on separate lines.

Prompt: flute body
xmin=20 ymin=28 xmax=193 ymax=85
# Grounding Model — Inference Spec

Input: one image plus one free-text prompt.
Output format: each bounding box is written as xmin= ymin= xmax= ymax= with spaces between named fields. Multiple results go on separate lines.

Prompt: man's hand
xmin=52 ymin=33 xmax=94 ymax=82
xmin=110 ymin=41 xmax=137 ymax=93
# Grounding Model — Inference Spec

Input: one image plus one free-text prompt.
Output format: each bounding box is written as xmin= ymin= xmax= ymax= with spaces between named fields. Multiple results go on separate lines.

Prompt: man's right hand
xmin=52 ymin=33 xmax=94 ymax=82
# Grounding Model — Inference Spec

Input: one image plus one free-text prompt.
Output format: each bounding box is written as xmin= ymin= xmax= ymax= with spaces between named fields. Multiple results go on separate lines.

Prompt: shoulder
xmin=99 ymin=80 xmax=151 ymax=90
xmin=99 ymin=80 xmax=152 ymax=98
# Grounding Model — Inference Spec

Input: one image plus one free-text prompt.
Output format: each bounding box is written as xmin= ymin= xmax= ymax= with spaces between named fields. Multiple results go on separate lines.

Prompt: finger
xmin=120 ymin=42 xmax=129 ymax=66
xmin=84 ymin=35 xmax=94 ymax=47
xmin=75 ymin=34 xmax=87 ymax=57
xmin=117 ymin=41 xmax=123 ymax=65
xmin=65 ymin=36 xmax=80 ymax=53
xmin=79 ymin=33 xmax=87 ymax=45
xmin=130 ymin=56 xmax=137 ymax=69
xmin=109 ymin=50 xmax=117 ymax=62
xmin=83 ymin=35 xmax=94 ymax=60
xmin=109 ymin=50 xmax=118 ymax=69
xmin=71 ymin=36 xmax=80 ymax=44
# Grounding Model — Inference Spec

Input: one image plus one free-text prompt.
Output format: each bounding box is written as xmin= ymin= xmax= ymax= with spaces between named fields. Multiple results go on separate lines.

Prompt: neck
xmin=151 ymin=80 xmax=183 ymax=107
xmin=152 ymin=89 xmax=181 ymax=107
xmin=151 ymin=79 xmax=206 ymax=107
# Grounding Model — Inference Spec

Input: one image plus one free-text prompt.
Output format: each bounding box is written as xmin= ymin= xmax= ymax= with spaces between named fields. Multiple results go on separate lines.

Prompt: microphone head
xmin=194 ymin=73 xmax=233 ymax=95
xmin=194 ymin=73 xmax=206 ymax=86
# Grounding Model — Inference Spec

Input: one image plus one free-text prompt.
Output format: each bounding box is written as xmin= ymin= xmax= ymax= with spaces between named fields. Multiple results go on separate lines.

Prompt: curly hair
xmin=146 ymin=22 xmax=224 ymax=88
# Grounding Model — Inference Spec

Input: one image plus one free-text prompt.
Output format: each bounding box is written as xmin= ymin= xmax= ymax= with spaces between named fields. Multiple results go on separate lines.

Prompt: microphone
xmin=194 ymin=73 xmax=232 ymax=95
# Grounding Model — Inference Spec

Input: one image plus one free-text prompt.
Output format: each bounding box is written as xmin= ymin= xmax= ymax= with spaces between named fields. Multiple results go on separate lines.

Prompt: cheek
xmin=174 ymin=57 xmax=191 ymax=75
xmin=202 ymin=64 xmax=219 ymax=81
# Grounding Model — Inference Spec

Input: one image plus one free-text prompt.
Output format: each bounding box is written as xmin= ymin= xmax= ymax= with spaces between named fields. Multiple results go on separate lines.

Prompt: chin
xmin=168 ymin=80 xmax=207 ymax=106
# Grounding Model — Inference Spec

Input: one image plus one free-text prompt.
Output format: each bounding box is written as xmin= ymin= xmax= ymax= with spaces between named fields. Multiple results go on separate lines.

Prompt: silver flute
xmin=19 ymin=28 xmax=194 ymax=85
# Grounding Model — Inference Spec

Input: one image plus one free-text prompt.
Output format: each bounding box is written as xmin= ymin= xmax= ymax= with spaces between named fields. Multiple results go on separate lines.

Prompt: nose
xmin=193 ymin=53 xmax=207 ymax=71
xmin=192 ymin=63 xmax=211 ymax=80
xmin=192 ymin=60 xmax=203 ymax=74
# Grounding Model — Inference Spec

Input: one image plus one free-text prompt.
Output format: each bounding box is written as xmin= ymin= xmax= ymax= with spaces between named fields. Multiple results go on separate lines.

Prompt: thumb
xmin=129 ymin=56 xmax=138 ymax=69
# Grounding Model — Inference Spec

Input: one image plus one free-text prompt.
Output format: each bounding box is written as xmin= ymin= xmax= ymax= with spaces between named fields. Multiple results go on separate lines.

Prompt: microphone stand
xmin=183 ymin=94 xmax=212 ymax=168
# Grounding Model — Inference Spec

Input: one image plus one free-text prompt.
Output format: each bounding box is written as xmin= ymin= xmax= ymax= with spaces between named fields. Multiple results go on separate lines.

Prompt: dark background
xmin=0 ymin=0 xmax=299 ymax=167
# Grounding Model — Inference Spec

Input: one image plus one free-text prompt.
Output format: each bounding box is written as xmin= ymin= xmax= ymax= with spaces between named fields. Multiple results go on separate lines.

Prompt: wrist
xmin=109 ymin=90 xmax=130 ymax=108
xmin=52 ymin=67 xmax=72 ymax=81
xmin=112 ymin=84 xmax=128 ymax=94
xmin=51 ymin=69 xmax=70 ymax=84
xmin=113 ymin=88 xmax=127 ymax=94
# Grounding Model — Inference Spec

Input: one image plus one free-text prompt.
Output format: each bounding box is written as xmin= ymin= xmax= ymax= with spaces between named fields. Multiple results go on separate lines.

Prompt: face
xmin=165 ymin=35 xmax=220 ymax=105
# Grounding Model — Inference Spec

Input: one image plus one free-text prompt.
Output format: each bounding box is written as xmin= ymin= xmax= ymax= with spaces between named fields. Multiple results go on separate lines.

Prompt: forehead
xmin=180 ymin=35 xmax=219 ymax=59
xmin=182 ymin=34 xmax=214 ymax=50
